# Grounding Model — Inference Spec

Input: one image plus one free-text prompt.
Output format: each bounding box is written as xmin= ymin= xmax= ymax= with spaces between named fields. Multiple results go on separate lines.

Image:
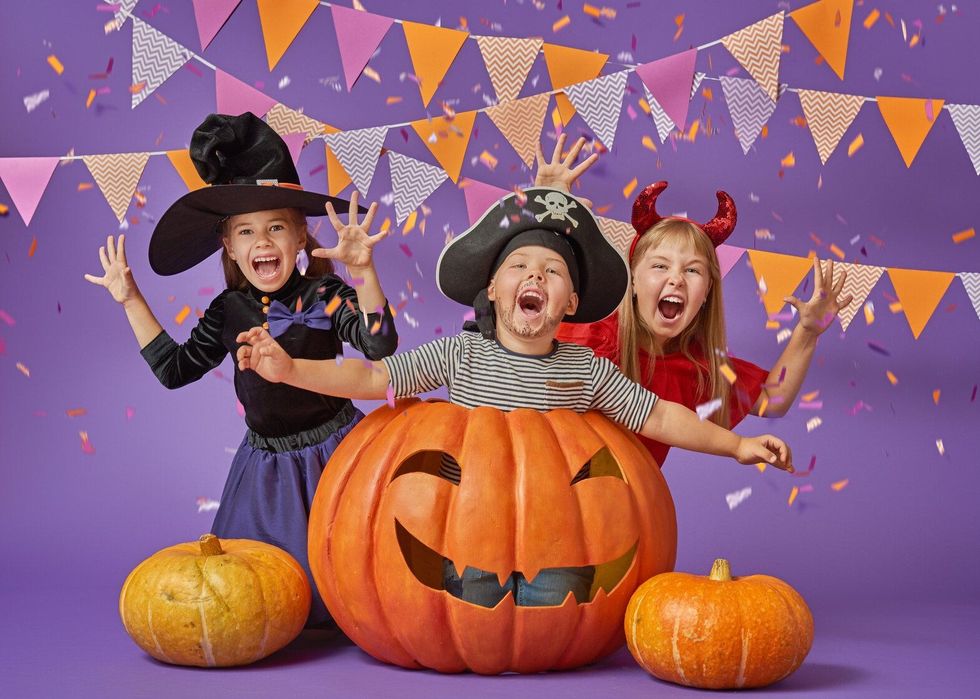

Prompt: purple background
xmin=1 ymin=1 xmax=978 ymax=696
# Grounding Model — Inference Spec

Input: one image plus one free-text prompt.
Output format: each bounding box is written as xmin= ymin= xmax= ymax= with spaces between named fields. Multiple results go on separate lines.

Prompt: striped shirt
xmin=382 ymin=331 xmax=658 ymax=483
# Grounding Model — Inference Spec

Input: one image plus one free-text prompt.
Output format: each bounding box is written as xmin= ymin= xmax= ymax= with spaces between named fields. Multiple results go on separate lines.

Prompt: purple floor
xmin=2 ymin=585 xmax=976 ymax=698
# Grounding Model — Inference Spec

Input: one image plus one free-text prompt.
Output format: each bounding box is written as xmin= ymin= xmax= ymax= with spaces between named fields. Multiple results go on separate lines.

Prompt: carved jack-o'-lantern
xmin=309 ymin=399 xmax=677 ymax=674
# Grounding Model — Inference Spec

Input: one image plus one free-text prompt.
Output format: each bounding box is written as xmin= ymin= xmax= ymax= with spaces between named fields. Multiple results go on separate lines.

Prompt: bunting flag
xmin=834 ymin=263 xmax=884 ymax=331
xmin=720 ymin=76 xmax=778 ymax=154
xmin=597 ymin=216 xmax=635 ymax=258
xmin=282 ymin=132 xmax=306 ymax=167
xmin=461 ymin=178 xmax=510 ymax=224
xmin=542 ymin=43 xmax=608 ymax=125
xmin=635 ymin=49 xmax=698 ymax=130
xmin=82 ymin=153 xmax=150 ymax=223
xmin=717 ymin=245 xmax=747 ymax=279
xmin=959 ymin=273 xmax=980 ymax=321
xmin=644 ymin=72 xmax=705 ymax=143
xmin=215 ymin=69 xmax=277 ymax=119
xmin=256 ymin=0 xmax=318 ymax=71
xmin=324 ymin=126 xmax=388 ymax=196
xmin=877 ymin=96 xmax=945 ymax=168
xmin=721 ymin=12 xmax=784 ymax=102
xmin=266 ymin=103 xmax=324 ymax=144
xmin=790 ymin=0 xmax=853 ymax=80
xmin=887 ymin=268 xmax=955 ymax=339
xmin=114 ymin=0 xmax=137 ymax=27
xmin=330 ymin=4 xmax=394 ymax=91
xmin=322 ymin=124 xmax=353 ymax=197
xmin=131 ymin=17 xmax=192 ymax=108
xmin=387 ymin=151 xmax=448 ymax=224
xmin=798 ymin=89 xmax=865 ymax=164
xmin=0 ymin=157 xmax=59 ymax=227
xmin=411 ymin=112 xmax=477 ymax=184
xmin=565 ymin=71 xmax=629 ymax=149
xmin=946 ymin=104 xmax=980 ymax=176
xmin=402 ymin=21 xmax=469 ymax=107
xmin=485 ymin=93 xmax=550 ymax=167
xmin=475 ymin=36 xmax=542 ymax=104
xmin=165 ymin=149 xmax=208 ymax=191
xmin=746 ymin=249 xmax=814 ymax=316
xmin=191 ymin=0 xmax=242 ymax=51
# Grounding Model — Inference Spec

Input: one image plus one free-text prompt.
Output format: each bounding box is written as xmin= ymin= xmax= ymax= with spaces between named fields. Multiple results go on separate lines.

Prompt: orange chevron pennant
xmin=746 ymin=249 xmax=815 ymax=316
xmin=476 ymin=36 xmax=542 ymax=104
xmin=721 ymin=12 xmax=784 ymax=102
xmin=411 ymin=111 xmax=477 ymax=183
xmin=887 ymin=268 xmax=954 ymax=339
xmin=485 ymin=93 xmax=550 ymax=166
xmin=82 ymin=153 xmax=150 ymax=223
xmin=256 ymin=0 xmax=318 ymax=71
xmin=790 ymin=0 xmax=854 ymax=80
xmin=834 ymin=263 xmax=884 ymax=332
xmin=265 ymin=103 xmax=325 ymax=145
xmin=542 ymin=43 xmax=608 ymax=125
xmin=321 ymin=124 xmax=354 ymax=197
xmin=166 ymin=149 xmax=208 ymax=191
xmin=877 ymin=96 xmax=945 ymax=168
xmin=402 ymin=22 xmax=469 ymax=107
xmin=798 ymin=89 xmax=865 ymax=164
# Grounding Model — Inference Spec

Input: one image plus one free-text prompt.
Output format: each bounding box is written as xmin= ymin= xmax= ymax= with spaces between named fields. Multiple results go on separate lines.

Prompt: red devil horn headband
xmin=628 ymin=181 xmax=737 ymax=261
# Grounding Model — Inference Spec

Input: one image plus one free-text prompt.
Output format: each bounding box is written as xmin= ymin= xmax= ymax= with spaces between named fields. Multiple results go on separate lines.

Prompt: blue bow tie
xmin=266 ymin=299 xmax=333 ymax=337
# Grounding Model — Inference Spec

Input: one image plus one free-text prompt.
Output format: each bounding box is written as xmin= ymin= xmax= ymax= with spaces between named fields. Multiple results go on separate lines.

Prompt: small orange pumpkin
xmin=625 ymin=558 xmax=813 ymax=689
xmin=119 ymin=534 xmax=310 ymax=667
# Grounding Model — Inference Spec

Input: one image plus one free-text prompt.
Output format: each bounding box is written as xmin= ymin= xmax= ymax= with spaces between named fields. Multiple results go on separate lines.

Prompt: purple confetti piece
xmin=867 ymin=341 xmax=891 ymax=356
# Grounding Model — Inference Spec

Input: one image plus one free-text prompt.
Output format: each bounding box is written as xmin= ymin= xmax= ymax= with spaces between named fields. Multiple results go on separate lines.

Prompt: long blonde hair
xmin=219 ymin=208 xmax=334 ymax=290
xmin=618 ymin=219 xmax=732 ymax=428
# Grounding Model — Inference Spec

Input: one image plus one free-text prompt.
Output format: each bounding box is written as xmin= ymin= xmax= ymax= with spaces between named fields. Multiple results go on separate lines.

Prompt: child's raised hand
xmin=312 ymin=191 xmax=387 ymax=272
xmin=534 ymin=133 xmax=597 ymax=208
xmin=735 ymin=435 xmax=794 ymax=472
xmin=84 ymin=234 xmax=139 ymax=304
xmin=785 ymin=258 xmax=854 ymax=336
xmin=236 ymin=327 xmax=294 ymax=383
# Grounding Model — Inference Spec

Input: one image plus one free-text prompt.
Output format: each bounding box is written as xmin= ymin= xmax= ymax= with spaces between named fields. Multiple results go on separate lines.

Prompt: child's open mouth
xmin=517 ymin=288 xmax=546 ymax=319
xmin=252 ymin=255 xmax=282 ymax=280
xmin=657 ymin=295 xmax=684 ymax=320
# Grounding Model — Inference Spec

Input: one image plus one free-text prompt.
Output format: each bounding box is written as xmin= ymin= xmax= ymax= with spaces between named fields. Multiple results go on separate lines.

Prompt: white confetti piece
xmin=24 ymin=90 xmax=50 ymax=113
xmin=806 ymin=416 xmax=823 ymax=432
xmin=196 ymin=497 xmax=220 ymax=513
xmin=696 ymin=398 xmax=723 ymax=421
xmin=726 ymin=487 xmax=752 ymax=510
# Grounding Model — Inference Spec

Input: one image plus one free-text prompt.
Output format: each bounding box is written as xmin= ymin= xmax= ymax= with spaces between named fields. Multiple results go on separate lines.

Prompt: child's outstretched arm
xmin=236 ymin=326 xmax=390 ymax=400
xmin=754 ymin=258 xmax=853 ymax=417
xmin=640 ymin=398 xmax=794 ymax=471
xmin=533 ymin=133 xmax=597 ymax=208
xmin=84 ymin=234 xmax=164 ymax=349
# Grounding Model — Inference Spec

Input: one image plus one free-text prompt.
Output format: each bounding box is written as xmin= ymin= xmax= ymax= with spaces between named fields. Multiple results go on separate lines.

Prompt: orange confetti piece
xmin=641 ymin=135 xmax=657 ymax=152
xmin=385 ymin=96 xmax=403 ymax=105
xmin=829 ymin=243 xmax=845 ymax=260
xmin=378 ymin=217 xmax=392 ymax=234
xmin=623 ymin=177 xmax=638 ymax=198
xmin=402 ymin=210 xmax=417 ymax=235
xmin=755 ymin=462 xmax=768 ymax=473
xmin=174 ymin=305 xmax=191 ymax=325
xmin=0 ymin=204 xmax=7 ymax=215
xmin=16 ymin=362 xmax=30 ymax=377
xmin=801 ymin=390 xmax=820 ymax=402
xmin=638 ymin=98 xmax=651 ymax=115
xmin=864 ymin=302 xmax=875 ymax=325
xmin=765 ymin=320 xmax=780 ymax=330
xmin=66 ymin=408 xmax=88 ymax=417
xmin=583 ymin=4 xmax=601 ymax=18
xmin=788 ymin=486 xmax=799 ymax=506
xmin=886 ymin=370 xmax=899 ymax=385
xmin=28 ymin=237 xmax=38 ymax=257
xmin=129 ymin=81 xmax=146 ymax=94
xmin=552 ymin=15 xmax=570 ymax=32
xmin=370 ymin=319 xmax=382 ymax=335
xmin=325 ymin=295 xmax=342 ymax=316
xmin=78 ymin=182 xmax=94 ymax=191
xmin=932 ymin=389 xmax=941 ymax=405
xmin=888 ymin=301 xmax=903 ymax=314
xmin=85 ymin=89 xmax=96 ymax=109
xmin=847 ymin=133 xmax=864 ymax=157
xmin=702 ymin=86 xmax=713 ymax=101
xmin=757 ymin=396 xmax=769 ymax=418
xmin=863 ymin=9 xmax=880 ymax=29
xmin=685 ymin=120 xmax=700 ymax=141
xmin=478 ymin=151 xmax=498 ymax=170
xmin=719 ymin=363 xmax=737 ymax=385
xmin=362 ymin=66 xmax=381 ymax=83
xmin=47 ymin=55 xmax=64 ymax=75
xmin=831 ymin=479 xmax=849 ymax=491
xmin=780 ymin=152 xmax=796 ymax=168
xmin=761 ymin=125 xmax=769 ymax=139
xmin=909 ymin=34 xmax=920 ymax=48
xmin=952 ymin=228 xmax=975 ymax=244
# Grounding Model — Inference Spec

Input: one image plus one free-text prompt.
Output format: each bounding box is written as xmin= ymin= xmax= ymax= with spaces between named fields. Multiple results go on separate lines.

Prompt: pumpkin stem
xmin=199 ymin=534 xmax=224 ymax=557
xmin=709 ymin=558 xmax=732 ymax=582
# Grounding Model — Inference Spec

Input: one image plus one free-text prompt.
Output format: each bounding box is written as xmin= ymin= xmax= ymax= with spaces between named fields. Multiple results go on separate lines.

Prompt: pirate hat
xmin=437 ymin=187 xmax=627 ymax=323
xmin=149 ymin=112 xmax=361 ymax=276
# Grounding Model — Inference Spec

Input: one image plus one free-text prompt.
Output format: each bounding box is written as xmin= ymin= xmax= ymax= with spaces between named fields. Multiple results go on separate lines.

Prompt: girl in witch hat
xmin=85 ymin=112 xmax=398 ymax=627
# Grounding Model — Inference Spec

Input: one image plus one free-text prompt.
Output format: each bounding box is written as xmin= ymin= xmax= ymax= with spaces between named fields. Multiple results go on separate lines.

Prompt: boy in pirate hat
xmin=235 ymin=185 xmax=792 ymax=608
xmin=85 ymin=112 xmax=398 ymax=627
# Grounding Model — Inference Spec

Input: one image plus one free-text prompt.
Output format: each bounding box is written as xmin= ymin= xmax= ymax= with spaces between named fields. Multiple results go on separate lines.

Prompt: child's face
xmin=487 ymin=245 xmax=579 ymax=342
xmin=222 ymin=208 xmax=306 ymax=292
xmin=631 ymin=235 xmax=711 ymax=344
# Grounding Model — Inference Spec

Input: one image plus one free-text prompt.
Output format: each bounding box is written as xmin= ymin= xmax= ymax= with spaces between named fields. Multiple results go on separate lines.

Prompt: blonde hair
xmin=618 ymin=219 xmax=732 ymax=428
xmin=219 ymin=208 xmax=334 ymax=290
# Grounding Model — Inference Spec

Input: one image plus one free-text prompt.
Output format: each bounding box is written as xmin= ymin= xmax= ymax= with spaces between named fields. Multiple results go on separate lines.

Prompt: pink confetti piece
xmin=398 ymin=244 xmax=413 ymax=258
xmin=79 ymin=431 xmax=95 ymax=454
xmin=0 ymin=310 xmax=15 ymax=326
xmin=125 ymin=406 xmax=135 ymax=420
xmin=798 ymin=401 xmax=823 ymax=410
xmin=236 ymin=400 xmax=245 ymax=418
xmin=793 ymin=455 xmax=816 ymax=477
xmin=385 ymin=384 xmax=396 ymax=408
xmin=16 ymin=362 xmax=30 ymax=377
xmin=799 ymin=484 xmax=814 ymax=493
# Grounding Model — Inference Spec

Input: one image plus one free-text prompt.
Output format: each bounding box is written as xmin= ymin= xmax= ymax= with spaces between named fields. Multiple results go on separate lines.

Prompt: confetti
xmin=831 ymin=479 xmax=849 ymax=491
xmin=863 ymin=8 xmax=881 ymax=29
xmin=725 ymin=487 xmax=752 ymax=510
xmin=622 ymin=177 xmax=637 ymax=198
xmin=952 ymin=228 xmax=975 ymax=244
xmin=886 ymin=370 xmax=899 ymax=385
xmin=362 ymin=66 xmax=381 ymax=83
xmin=66 ymin=408 xmax=87 ymax=418
xmin=757 ymin=396 xmax=769 ymax=417
xmin=696 ymin=398 xmax=722 ymax=421
xmin=552 ymin=15 xmax=570 ymax=32
xmin=780 ymin=152 xmax=795 ymax=168
xmin=24 ymin=89 xmax=50 ymax=113
xmin=788 ymin=486 xmax=799 ymax=506
xmin=776 ymin=328 xmax=792 ymax=344
xmin=479 ymin=150 xmax=498 ymax=170
xmin=79 ymin=431 xmax=95 ymax=454
xmin=385 ymin=384 xmax=396 ymax=408
xmin=86 ymin=89 xmax=96 ymax=109
xmin=398 ymin=243 xmax=413 ymax=258
xmin=829 ymin=243 xmax=845 ymax=260
xmin=798 ymin=401 xmax=823 ymax=410
xmin=933 ymin=389 xmax=941 ymax=405
xmin=867 ymin=341 xmax=890 ymax=356
xmin=0 ymin=204 xmax=7 ymax=216
xmin=16 ymin=362 xmax=31 ymax=377
xmin=385 ymin=96 xmax=403 ymax=105
xmin=805 ymin=416 xmax=823 ymax=432
xmin=278 ymin=76 xmax=291 ymax=89
xmin=196 ymin=497 xmax=220 ymax=513
xmin=174 ymin=305 xmax=191 ymax=325
xmin=847 ymin=133 xmax=864 ymax=156
xmin=936 ymin=439 xmax=945 ymax=456
xmin=641 ymin=135 xmax=657 ymax=151
xmin=47 ymin=55 xmax=64 ymax=75
xmin=402 ymin=211 xmax=417 ymax=235
xmin=864 ymin=302 xmax=875 ymax=325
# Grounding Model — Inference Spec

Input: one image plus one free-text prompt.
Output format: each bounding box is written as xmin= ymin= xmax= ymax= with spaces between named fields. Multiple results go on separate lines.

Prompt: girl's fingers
xmin=832 ymin=267 xmax=848 ymax=295
xmin=562 ymin=136 xmax=585 ymax=167
xmin=812 ymin=257 xmax=824 ymax=293
xmin=534 ymin=140 xmax=546 ymax=166
xmin=783 ymin=295 xmax=801 ymax=311
xmin=550 ymin=132 xmax=566 ymax=163
xmin=310 ymin=247 xmax=337 ymax=259
xmin=569 ymin=152 xmax=598 ymax=179
xmin=361 ymin=201 xmax=378 ymax=231
xmin=837 ymin=293 xmax=854 ymax=310
xmin=106 ymin=235 xmax=117 ymax=265
xmin=83 ymin=273 xmax=104 ymax=285
xmin=367 ymin=227 xmax=389 ymax=245
xmin=349 ymin=191 xmax=360 ymax=228
xmin=98 ymin=246 xmax=110 ymax=272
xmin=325 ymin=201 xmax=344 ymax=231
xmin=117 ymin=234 xmax=128 ymax=267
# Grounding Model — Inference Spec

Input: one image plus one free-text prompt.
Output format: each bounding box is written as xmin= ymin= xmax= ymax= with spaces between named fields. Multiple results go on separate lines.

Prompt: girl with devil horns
xmin=539 ymin=134 xmax=853 ymax=467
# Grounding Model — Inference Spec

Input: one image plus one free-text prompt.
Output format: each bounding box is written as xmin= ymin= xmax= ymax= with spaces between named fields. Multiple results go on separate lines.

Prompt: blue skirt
xmin=211 ymin=402 xmax=363 ymax=628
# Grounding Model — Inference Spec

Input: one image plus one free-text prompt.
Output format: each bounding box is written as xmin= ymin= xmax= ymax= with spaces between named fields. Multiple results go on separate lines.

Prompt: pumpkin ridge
xmin=144 ymin=604 xmax=173 ymax=664
xmin=761 ymin=577 xmax=812 ymax=682
xmin=234 ymin=553 xmax=271 ymax=657
xmin=198 ymin=556 xmax=217 ymax=667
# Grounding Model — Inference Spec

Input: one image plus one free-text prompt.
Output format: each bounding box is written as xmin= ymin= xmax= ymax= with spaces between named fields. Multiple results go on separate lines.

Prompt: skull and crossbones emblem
xmin=534 ymin=191 xmax=578 ymax=228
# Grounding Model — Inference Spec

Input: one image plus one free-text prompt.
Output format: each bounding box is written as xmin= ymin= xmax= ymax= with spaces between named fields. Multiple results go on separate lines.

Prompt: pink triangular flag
xmin=191 ymin=0 xmax=241 ymax=50
xmin=281 ymin=132 xmax=306 ymax=167
xmin=461 ymin=178 xmax=510 ymax=224
xmin=716 ymin=244 xmax=746 ymax=278
xmin=331 ymin=5 xmax=394 ymax=91
xmin=0 ymin=157 xmax=59 ymax=226
xmin=634 ymin=49 xmax=697 ymax=130
xmin=215 ymin=70 xmax=277 ymax=119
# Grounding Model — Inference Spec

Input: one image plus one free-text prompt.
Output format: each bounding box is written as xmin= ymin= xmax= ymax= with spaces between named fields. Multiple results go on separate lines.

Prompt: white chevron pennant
xmin=113 ymin=0 xmax=137 ymax=29
xmin=565 ymin=70 xmax=629 ymax=149
xmin=959 ymin=273 xmax=980 ymax=321
xmin=131 ymin=17 xmax=192 ymax=108
xmin=82 ymin=152 xmax=151 ymax=223
xmin=644 ymin=72 xmax=706 ymax=143
xmin=721 ymin=12 xmax=784 ymax=102
xmin=387 ymin=151 xmax=448 ymax=224
xmin=476 ymin=36 xmax=543 ymax=104
xmin=798 ymin=90 xmax=865 ymax=165
xmin=947 ymin=104 xmax=980 ymax=176
xmin=597 ymin=216 xmax=634 ymax=258
xmin=324 ymin=126 xmax=388 ymax=197
xmin=720 ymin=75 xmax=778 ymax=154
xmin=834 ymin=263 xmax=884 ymax=332
xmin=266 ymin=103 xmax=325 ymax=144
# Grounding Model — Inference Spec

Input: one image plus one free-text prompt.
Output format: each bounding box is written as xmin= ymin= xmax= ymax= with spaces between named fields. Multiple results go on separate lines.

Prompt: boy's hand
xmin=534 ymin=133 xmax=597 ymax=207
xmin=236 ymin=327 xmax=294 ymax=383
xmin=84 ymin=234 xmax=139 ymax=305
xmin=312 ymin=191 xmax=387 ymax=272
xmin=785 ymin=258 xmax=853 ymax=337
xmin=736 ymin=435 xmax=794 ymax=472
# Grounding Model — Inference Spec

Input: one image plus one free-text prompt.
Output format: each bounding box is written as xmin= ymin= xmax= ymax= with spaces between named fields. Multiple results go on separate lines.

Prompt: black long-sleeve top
xmin=140 ymin=270 xmax=398 ymax=438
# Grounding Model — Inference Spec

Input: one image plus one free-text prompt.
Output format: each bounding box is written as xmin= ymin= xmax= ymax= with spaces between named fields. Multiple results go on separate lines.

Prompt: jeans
xmin=443 ymin=559 xmax=595 ymax=607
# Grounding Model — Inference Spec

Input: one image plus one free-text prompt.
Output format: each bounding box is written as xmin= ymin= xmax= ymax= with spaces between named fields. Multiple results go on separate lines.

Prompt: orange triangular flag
xmin=322 ymin=123 xmax=353 ymax=197
xmin=542 ymin=43 xmax=607 ymax=125
xmin=747 ymin=250 xmax=815 ymax=316
xmin=887 ymin=268 xmax=954 ymax=339
xmin=256 ymin=0 xmax=318 ymax=71
xmin=82 ymin=153 xmax=151 ymax=223
xmin=485 ymin=93 xmax=550 ymax=167
xmin=402 ymin=21 xmax=469 ymax=107
xmin=411 ymin=111 xmax=477 ymax=183
xmin=166 ymin=149 xmax=208 ymax=191
xmin=790 ymin=0 xmax=853 ymax=80
xmin=877 ymin=96 xmax=944 ymax=168
xmin=266 ymin=103 xmax=325 ymax=144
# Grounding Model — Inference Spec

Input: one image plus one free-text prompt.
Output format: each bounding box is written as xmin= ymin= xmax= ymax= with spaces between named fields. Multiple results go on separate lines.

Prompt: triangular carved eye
xmin=571 ymin=447 xmax=625 ymax=484
xmin=392 ymin=450 xmax=460 ymax=485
